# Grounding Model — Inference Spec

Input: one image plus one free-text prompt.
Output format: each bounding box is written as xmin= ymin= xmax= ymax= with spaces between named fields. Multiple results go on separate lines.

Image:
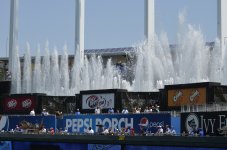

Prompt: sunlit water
xmin=10 ymin=15 xmax=227 ymax=96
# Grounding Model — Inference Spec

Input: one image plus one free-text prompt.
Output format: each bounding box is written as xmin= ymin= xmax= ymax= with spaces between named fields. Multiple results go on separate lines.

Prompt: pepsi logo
xmin=138 ymin=117 xmax=149 ymax=129
xmin=86 ymin=95 xmax=99 ymax=108
xmin=86 ymin=95 xmax=107 ymax=108
xmin=22 ymin=99 xmax=32 ymax=108
xmin=7 ymin=99 xmax=17 ymax=109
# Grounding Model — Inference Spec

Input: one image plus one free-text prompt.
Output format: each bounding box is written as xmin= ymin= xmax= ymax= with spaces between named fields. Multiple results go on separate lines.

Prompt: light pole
xmin=144 ymin=0 xmax=154 ymax=43
xmin=217 ymin=0 xmax=227 ymax=52
xmin=75 ymin=0 xmax=85 ymax=64
xmin=8 ymin=0 xmax=18 ymax=72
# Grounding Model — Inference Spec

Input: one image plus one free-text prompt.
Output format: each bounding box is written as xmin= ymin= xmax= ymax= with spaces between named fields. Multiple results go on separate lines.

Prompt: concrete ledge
xmin=0 ymin=134 xmax=227 ymax=148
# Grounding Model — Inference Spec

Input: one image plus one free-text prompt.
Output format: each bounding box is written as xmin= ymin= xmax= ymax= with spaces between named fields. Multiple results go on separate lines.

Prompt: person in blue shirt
xmin=75 ymin=108 xmax=80 ymax=115
xmin=197 ymin=128 xmax=204 ymax=136
xmin=108 ymin=108 xmax=114 ymax=114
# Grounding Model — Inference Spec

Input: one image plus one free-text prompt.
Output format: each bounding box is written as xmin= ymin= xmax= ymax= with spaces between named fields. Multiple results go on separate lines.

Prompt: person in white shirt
xmin=122 ymin=107 xmax=129 ymax=114
xmin=135 ymin=108 xmax=141 ymax=114
xmin=30 ymin=109 xmax=35 ymax=116
xmin=156 ymin=126 xmax=163 ymax=135
xmin=95 ymin=107 xmax=101 ymax=114
xmin=103 ymin=128 xmax=109 ymax=135
xmin=144 ymin=107 xmax=149 ymax=113
xmin=148 ymin=106 xmax=153 ymax=113
xmin=41 ymin=108 xmax=49 ymax=116
xmin=164 ymin=125 xmax=171 ymax=135
xmin=86 ymin=127 xmax=94 ymax=135
xmin=171 ymin=126 xmax=176 ymax=136
xmin=41 ymin=126 xmax=47 ymax=133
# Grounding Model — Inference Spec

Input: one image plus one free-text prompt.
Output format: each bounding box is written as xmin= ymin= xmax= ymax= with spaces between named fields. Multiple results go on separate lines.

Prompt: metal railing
xmin=181 ymin=103 xmax=227 ymax=113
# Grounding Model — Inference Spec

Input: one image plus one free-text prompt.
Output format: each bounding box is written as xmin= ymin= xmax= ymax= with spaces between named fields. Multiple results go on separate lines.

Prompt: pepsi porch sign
xmin=82 ymin=93 xmax=114 ymax=109
xmin=64 ymin=113 xmax=171 ymax=133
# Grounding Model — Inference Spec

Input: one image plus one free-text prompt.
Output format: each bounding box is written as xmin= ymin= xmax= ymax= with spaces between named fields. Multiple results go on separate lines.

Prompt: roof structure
xmin=84 ymin=47 xmax=135 ymax=56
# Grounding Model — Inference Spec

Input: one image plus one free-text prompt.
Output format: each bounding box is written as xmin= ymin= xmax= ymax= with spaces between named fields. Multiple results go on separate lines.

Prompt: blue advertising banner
xmin=0 ymin=116 xmax=9 ymax=131
xmin=171 ymin=116 xmax=180 ymax=135
xmin=5 ymin=115 xmax=56 ymax=131
xmin=63 ymin=113 xmax=171 ymax=133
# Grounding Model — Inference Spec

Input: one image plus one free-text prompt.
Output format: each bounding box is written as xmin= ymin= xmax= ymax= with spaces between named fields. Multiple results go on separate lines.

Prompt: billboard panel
xmin=82 ymin=93 xmax=114 ymax=109
xmin=63 ymin=113 xmax=171 ymax=133
xmin=3 ymin=96 xmax=36 ymax=113
xmin=4 ymin=115 xmax=56 ymax=131
xmin=181 ymin=111 xmax=227 ymax=136
xmin=168 ymin=88 xmax=206 ymax=107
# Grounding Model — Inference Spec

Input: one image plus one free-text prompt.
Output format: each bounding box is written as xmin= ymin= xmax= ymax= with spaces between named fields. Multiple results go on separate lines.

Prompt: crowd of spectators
xmin=85 ymin=103 xmax=161 ymax=115
xmin=28 ymin=103 xmax=161 ymax=116
xmin=181 ymin=127 xmax=205 ymax=137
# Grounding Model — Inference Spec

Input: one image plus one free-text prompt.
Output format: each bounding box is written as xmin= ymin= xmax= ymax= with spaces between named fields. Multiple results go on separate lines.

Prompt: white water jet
xmin=22 ymin=42 xmax=31 ymax=93
xmin=42 ymin=42 xmax=51 ymax=94
xmin=11 ymin=14 xmax=227 ymax=96
xmin=59 ymin=44 xmax=70 ymax=95
xmin=132 ymin=14 xmax=224 ymax=91
xmin=32 ymin=45 xmax=42 ymax=93
xmin=11 ymin=46 xmax=21 ymax=94
xmin=50 ymin=48 xmax=60 ymax=95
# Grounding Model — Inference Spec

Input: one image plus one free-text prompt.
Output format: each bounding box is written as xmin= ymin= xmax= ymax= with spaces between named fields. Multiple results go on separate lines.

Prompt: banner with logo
xmin=3 ymin=96 xmax=36 ymax=113
xmin=63 ymin=113 xmax=171 ymax=133
xmin=82 ymin=93 xmax=114 ymax=109
xmin=6 ymin=115 xmax=56 ymax=131
xmin=181 ymin=111 xmax=227 ymax=136
xmin=168 ymin=88 xmax=206 ymax=107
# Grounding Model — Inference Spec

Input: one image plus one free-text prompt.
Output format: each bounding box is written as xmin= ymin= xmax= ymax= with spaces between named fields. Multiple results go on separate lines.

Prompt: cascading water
xmin=11 ymin=15 xmax=227 ymax=96
xmin=132 ymin=14 xmax=227 ymax=91
xmin=10 ymin=46 xmax=21 ymax=94
xmin=32 ymin=45 xmax=42 ymax=93
xmin=11 ymin=42 xmax=130 ymax=96
xmin=22 ymin=42 xmax=32 ymax=93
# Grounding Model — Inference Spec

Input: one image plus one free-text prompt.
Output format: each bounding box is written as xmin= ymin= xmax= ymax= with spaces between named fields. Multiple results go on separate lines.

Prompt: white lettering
xmin=219 ymin=115 xmax=226 ymax=129
xmin=72 ymin=119 xmax=78 ymax=132
xmin=118 ymin=118 xmax=125 ymax=129
xmin=67 ymin=117 xmax=134 ymax=133
xmin=125 ymin=118 xmax=133 ymax=128
xmin=84 ymin=119 xmax=90 ymax=132
xmin=209 ymin=119 xmax=216 ymax=133
xmin=65 ymin=119 xmax=72 ymax=130
xmin=112 ymin=118 xmax=118 ymax=131
xmin=77 ymin=119 xmax=83 ymax=132
xmin=203 ymin=118 xmax=216 ymax=133
xmin=103 ymin=118 xmax=111 ymax=128
xmin=149 ymin=121 xmax=164 ymax=127
xmin=200 ymin=115 xmax=204 ymax=130
xmin=96 ymin=118 xmax=102 ymax=132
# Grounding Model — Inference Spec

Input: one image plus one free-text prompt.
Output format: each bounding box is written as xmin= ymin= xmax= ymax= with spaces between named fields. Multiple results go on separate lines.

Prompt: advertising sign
xmin=6 ymin=115 xmax=56 ymax=131
xmin=82 ymin=93 xmax=114 ymax=109
xmin=63 ymin=113 xmax=171 ymax=133
xmin=3 ymin=96 xmax=36 ymax=113
xmin=181 ymin=111 xmax=227 ymax=136
xmin=168 ymin=88 xmax=206 ymax=107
